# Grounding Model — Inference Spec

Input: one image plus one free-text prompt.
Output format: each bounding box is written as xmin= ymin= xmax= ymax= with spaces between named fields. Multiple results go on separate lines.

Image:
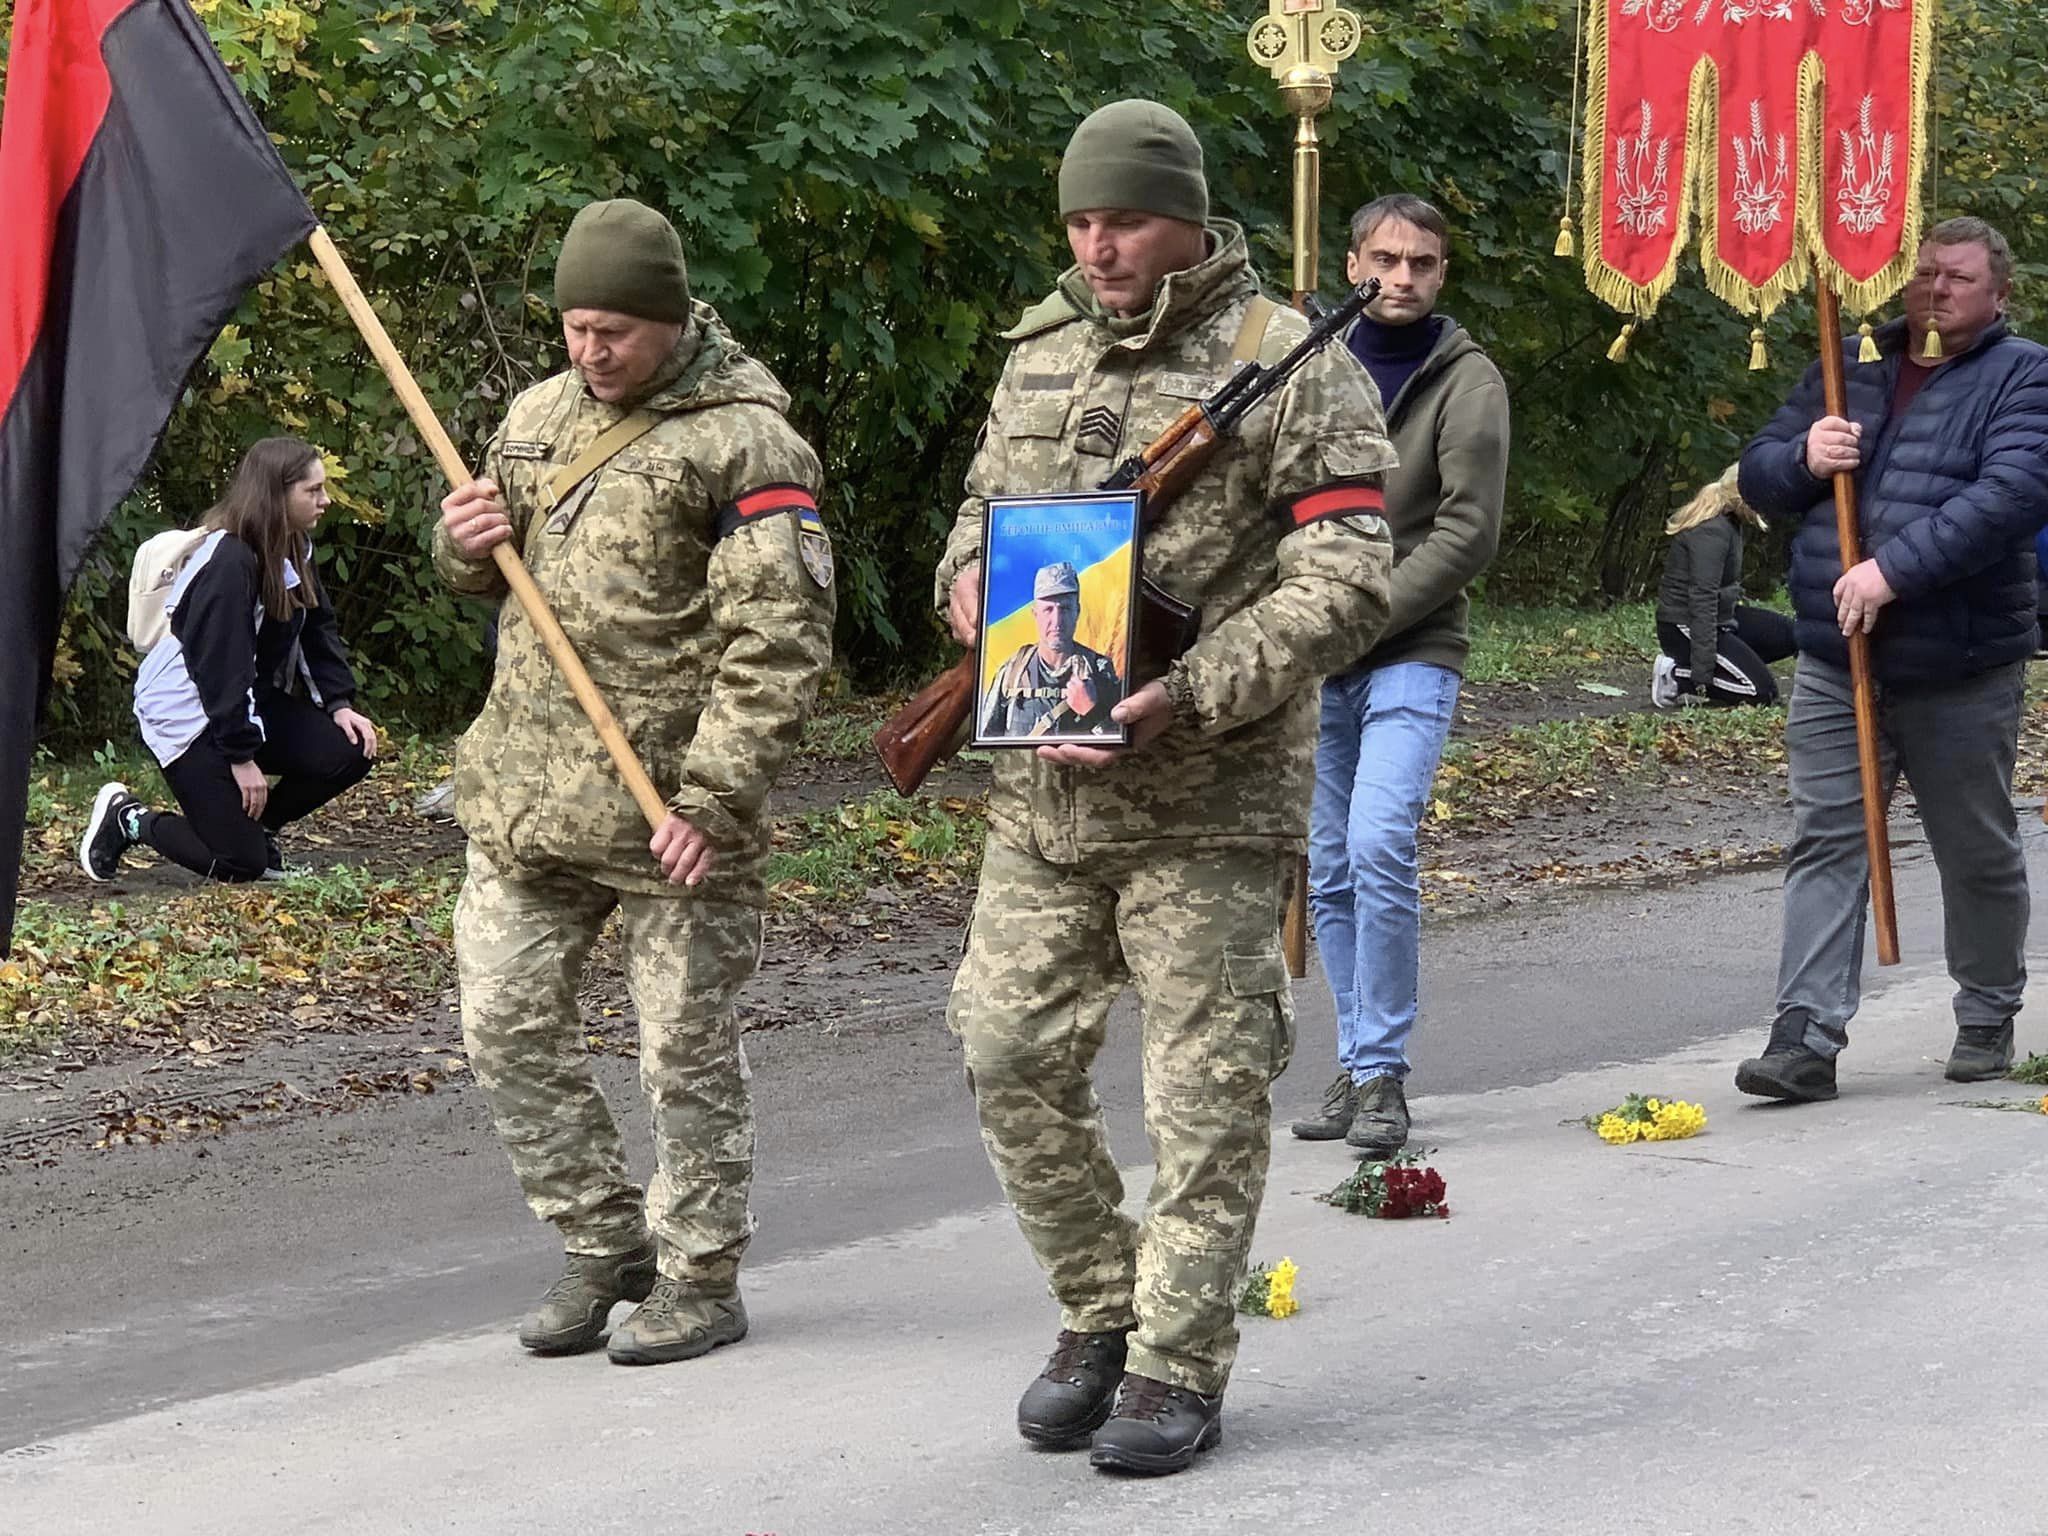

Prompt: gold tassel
xmin=1748 ymin=327 xmax=1768 ymax=371
xmin=1606 ymin=322 xmax=1635 ymax=363
xmin=1857 ymin=323 xmax=1880 ymax=364
xmin=1554 ymin=215 xmax=1576 ymax=259
xmin=1923 ymin=327 xmax=1945 ymax=360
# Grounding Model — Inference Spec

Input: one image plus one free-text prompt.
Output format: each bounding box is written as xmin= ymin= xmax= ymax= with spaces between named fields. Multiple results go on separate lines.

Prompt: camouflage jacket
xmin=935 ymin=224 xmax=1394 ymax=856
xmin=434 ymin=303 xmax=834 ymax=902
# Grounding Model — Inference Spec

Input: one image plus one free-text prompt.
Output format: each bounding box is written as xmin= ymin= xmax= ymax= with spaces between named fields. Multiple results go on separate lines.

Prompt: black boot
xmin=1735 ymin=1014 xmax=1838 ymax=1102
xmin=1345 ymin=1073 xmax=1410 ymax=1154
xmin=1945 ymin=1021 xmax=2015 ymax=1083
xmin=1088 ymin=1372 xmax=1223 ymax=1476
xmin=1289 ymin=1073 xmax=1358 ymax=1141
xmin=1016 ymin=1328 xmax=1130 ymax=1449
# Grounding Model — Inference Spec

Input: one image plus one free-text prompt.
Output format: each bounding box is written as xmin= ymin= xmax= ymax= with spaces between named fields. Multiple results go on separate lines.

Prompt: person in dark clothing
xmin=80 ymin=437 xmax=377 ymax=883
xmin=1651 ymin=464 xmax=1794 ymax=706
xmin=1732 ymin=216 xmax=2048 ymax=1104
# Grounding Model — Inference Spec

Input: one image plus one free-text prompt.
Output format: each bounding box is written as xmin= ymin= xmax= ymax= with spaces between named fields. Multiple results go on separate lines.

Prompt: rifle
xmin=873 ymin=277 xmax=1382 ymax=795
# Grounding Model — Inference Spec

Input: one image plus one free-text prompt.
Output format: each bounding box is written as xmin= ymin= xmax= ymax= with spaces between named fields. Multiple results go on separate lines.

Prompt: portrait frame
xmin=972 ymin=489 xmax=1145 ymax=751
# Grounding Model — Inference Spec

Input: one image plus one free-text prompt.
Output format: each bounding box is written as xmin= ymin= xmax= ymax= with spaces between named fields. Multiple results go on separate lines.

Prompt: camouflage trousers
xmin=949 ymin=831 xmax=1295 ymax=1395
xmin=455 ymin=844 xmax=760 ymax=1290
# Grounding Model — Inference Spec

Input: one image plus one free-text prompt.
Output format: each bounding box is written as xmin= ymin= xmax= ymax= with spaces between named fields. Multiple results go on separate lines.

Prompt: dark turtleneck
xmin=1347 ymin=311 xmax=1444 ymax=416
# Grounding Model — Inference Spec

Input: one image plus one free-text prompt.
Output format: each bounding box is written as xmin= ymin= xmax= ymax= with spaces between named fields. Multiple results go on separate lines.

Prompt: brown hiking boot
xmin=607 ymin=1278 xmax=749 ymax=1366
xmin=517 ymin=1242 xmax=657 ymax=1355
xmin=1088 ymin=1372 xmax=1223 ymax=1476
xmin=1016 ymin=1328 xmax=1131 ymax=1449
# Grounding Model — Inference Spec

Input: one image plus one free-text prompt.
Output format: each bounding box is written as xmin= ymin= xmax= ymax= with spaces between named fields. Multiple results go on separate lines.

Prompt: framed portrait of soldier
xmin=972 ymin=490 xmax=1142 ymax=749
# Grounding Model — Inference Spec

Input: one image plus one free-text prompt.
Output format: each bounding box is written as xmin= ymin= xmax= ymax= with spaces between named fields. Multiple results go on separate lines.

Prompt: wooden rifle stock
xmin=874 ymin=277 xmax=1381 ymax=796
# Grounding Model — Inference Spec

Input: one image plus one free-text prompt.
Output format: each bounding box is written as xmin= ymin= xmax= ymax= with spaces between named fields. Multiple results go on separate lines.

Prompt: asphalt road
xmin=4 ymin=816 xmax=2046 ymax=1534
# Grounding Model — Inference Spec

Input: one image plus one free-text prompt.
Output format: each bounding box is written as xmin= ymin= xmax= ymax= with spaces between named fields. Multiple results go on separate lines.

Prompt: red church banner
xmin=1582 ymin=0 xmax=1932 ymax=324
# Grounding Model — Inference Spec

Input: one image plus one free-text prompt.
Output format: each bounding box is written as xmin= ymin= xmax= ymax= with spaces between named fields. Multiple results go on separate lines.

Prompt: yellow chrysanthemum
xmin=1266 ymin=1257 xmax=1300 ymax=1319
xmin=1595 ymin=1113 xmax=1642 ymax=1144
xmin=1645 ymin=1100 xmax=1708 ymax=1141
xmin=2038 ymin=1094 xmax=2048 ymax=1116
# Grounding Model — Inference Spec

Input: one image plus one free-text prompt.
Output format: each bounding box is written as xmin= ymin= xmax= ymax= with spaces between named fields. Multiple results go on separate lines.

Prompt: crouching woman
xmin=81 ymin=437 xmax=378 ymax=883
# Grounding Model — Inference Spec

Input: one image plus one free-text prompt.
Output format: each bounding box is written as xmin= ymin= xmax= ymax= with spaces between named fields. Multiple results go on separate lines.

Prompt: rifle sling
xmin=545 ymin=409 xmax=661 ymax=512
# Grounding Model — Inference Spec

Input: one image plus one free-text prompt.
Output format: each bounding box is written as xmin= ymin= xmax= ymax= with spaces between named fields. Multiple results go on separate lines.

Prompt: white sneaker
xmin=1650 ymin=654 xmax=1680 ymax=709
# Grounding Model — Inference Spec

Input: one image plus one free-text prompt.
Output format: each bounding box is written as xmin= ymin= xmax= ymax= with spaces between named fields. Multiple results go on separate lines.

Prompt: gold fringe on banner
xmin=1607 ymin=322 xmax=1636 ymax=363
xmin=1555 ymin=216 xmax=1576 ymax=259
xmin=1578 ymin=1 xmax=1932 ymax=327
xmin=1809 ymin=0 xmax=1935 ymax=317
xmin=1749 ymin=327 xmax=1769 ymax=371
xmin=1858 ymin=323 xmax=1881 ymax=363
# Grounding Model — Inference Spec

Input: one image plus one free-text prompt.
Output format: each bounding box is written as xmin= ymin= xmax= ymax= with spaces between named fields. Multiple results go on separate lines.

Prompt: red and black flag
xmin=0 ymin=0 xmax=314 ymax=951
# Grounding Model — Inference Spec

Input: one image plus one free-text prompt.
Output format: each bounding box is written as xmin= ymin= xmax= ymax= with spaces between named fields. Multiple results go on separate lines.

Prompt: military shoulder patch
xmin=797 ymin=506 xmax=834 ymax=590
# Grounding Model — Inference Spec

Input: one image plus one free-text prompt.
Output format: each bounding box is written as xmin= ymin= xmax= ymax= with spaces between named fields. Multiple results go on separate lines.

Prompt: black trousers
xmin=1659 ymin=605 xmax=1795 ymax=706
xmin=143 ymin=688 xmax=372 ymax=881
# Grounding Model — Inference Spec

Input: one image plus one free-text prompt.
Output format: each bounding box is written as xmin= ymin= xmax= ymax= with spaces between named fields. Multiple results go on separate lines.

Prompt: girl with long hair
xmin=81 ymin=437 xmax=378 ymax=882
xmin=1651 ymin=464 xmax=1795 ymax=707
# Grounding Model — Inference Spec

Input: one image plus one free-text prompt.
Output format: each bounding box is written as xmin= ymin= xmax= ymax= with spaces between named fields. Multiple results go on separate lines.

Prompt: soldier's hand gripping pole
xmin=307 ymin=228 xmax=671 ymax=832
xmin=873 ymin=279 xmax=1381 ymax=797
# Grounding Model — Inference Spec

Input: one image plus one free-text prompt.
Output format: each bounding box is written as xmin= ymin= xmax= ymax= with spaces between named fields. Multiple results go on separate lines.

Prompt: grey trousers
xmin=1777 ymin=656 xmax=2030 ymax=1055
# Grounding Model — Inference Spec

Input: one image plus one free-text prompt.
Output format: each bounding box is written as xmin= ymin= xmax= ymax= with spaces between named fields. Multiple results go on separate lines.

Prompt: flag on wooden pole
xmin=0 ymin=0 xmax=316 ymax=952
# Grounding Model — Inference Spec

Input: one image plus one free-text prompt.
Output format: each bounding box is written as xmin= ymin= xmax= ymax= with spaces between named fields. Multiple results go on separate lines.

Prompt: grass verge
xmin=1 ymin=864 xmax=459 ymax=1060
xmin=768 ymin=790 xmax=986 ymax=905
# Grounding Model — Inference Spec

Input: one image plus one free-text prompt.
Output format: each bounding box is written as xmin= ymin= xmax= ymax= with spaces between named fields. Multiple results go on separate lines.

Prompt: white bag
xmin=125 ymin=527 xmax=211 ymax=652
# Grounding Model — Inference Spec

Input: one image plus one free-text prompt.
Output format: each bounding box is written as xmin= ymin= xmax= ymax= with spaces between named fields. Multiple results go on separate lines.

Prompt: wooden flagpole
xmin=305 ymin=226 xmax=672 ymax=834
xmin=1249 ymin=0 xmax=1365 ymax=980
xmin=1813 ymin=279 xmax=1901 ymax=966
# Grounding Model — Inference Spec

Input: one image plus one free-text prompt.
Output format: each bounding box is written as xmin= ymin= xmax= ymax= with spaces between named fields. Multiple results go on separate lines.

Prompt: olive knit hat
xmin=553 ymin=198 xmax=692 ymax=322
xmin=1057 ymin=100 xmax=1209 ymax=226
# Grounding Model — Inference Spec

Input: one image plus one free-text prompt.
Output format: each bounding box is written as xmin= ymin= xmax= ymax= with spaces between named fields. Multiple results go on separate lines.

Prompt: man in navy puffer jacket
xmin=1735 ymin=216 xmax=2048 ymax=1103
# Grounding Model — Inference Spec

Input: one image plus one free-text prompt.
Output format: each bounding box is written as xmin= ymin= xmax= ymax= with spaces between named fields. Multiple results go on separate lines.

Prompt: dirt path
xmin=14 ymin=666 xmax=2046 ymax=1166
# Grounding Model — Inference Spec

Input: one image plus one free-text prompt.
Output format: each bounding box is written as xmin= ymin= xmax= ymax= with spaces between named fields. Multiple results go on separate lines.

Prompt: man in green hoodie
xmin=1288 ymin=193 xmax=1510 ymax=1156
xmin=435 ymin=199 xmax=835 ymax=1368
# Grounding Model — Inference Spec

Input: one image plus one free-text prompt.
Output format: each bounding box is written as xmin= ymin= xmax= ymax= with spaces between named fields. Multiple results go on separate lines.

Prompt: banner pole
xmin=306 ymin=227 xmax=672 ymax=833
xmin=1813 ymin=278 xmax=1901 ymax=966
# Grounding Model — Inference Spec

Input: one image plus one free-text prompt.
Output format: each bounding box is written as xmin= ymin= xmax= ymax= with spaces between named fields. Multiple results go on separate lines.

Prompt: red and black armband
xmin=714 ymin=483 xmax=820 ymax=540
xmin=1275 ymin=478 xmax=1386 ymax=531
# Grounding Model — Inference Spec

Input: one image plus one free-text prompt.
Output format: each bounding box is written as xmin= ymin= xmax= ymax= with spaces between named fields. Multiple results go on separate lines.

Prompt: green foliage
xmin=768 ymin=788 xmax=985 ymax=904
xmin=2008 ymin=1053 xmax=2048 ymax=1086
xmin=3 ymin=0 xmax=2042 ymax=746
xmin=1466 ymin=600 xmax=1658 ymax=683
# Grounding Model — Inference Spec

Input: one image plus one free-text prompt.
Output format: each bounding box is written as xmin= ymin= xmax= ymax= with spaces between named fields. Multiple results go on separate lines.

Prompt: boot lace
xmin=1041 ymin=1328 xmax=1122 ymax=1383
xmin=1111 ymin=1373 xmax=1183 ymax=1424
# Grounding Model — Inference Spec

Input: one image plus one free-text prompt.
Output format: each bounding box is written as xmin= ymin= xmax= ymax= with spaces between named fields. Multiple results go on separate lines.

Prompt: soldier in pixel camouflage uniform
xmin=435 ymin=199 xmax=834 ymax=1366
xmin=937 ymin=101 xmax=1396 ymax=1475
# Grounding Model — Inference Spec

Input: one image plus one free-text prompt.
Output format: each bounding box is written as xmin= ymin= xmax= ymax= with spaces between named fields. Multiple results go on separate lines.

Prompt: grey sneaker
xmin=1650 ymin=653 xmax=1680 ymax=709
xmin=607 ymin=1278 xmax=749 ymax=1366
xmin=414 ymin=778 xmax=458 ymax=822
xmin=517 ymin=1243 xmax=657 ymax=1355
xmin=1735 ymin=1015 xmax=1839 ymax=1102
xmin=1346 ymin=1073 xmax=1409 ymax=1154
xmin=1944 ymin=1021 xmax=2015 ymax=1083
xmin=1290 ymin=1073 xmax=1359 ymax=1141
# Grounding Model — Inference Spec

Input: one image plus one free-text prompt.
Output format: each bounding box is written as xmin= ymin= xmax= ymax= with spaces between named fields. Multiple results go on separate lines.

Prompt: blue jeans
xmin=1307 ymin=661 xmax=1461 ymax=1084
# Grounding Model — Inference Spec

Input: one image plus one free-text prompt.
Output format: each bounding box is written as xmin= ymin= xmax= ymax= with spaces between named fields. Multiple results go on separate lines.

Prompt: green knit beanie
xmin=1057 ymin=100 xmax=1209 ymax=226
xmin=553 ymin=199 xmax=692 ymax=322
